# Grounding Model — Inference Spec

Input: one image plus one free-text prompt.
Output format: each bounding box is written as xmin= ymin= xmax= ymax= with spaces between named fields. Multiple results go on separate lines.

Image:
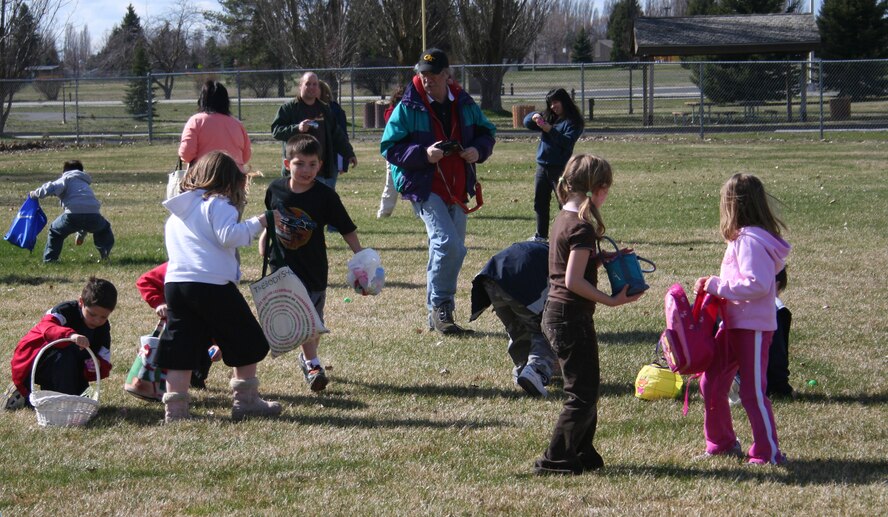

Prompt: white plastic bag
xmin=347 ymin=248 xmax=385 ymax=296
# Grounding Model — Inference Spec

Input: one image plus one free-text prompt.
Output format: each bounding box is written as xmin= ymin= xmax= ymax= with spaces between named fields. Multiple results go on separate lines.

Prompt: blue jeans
xmin=44 ymin=212 xmax=114 ymax=262
xmin=316 ymin=169 xmax=339 ymax=191
xmin=411 ymin=193 xmax=467 ymax=311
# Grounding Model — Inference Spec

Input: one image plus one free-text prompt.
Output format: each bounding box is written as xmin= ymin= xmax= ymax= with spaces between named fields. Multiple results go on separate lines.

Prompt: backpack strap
xmin=261 ymin=210 xmax=287 ymax=278
xmin=682 ymin=373 xmax=703 ymax=416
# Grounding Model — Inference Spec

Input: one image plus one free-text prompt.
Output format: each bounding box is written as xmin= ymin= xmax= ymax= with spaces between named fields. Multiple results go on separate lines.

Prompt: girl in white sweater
xmin=157 ymin=151 xmax=283 ymax=423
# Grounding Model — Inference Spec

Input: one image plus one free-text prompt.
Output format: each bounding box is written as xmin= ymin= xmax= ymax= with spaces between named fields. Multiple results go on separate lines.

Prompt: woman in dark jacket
xmin=523 ymin=88 xmax=584 ymax=241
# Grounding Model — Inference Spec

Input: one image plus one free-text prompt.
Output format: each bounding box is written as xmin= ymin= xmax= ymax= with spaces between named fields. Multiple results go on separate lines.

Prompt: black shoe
xmin=579 ymin=449 xmax=604 ymax=471
xmin=429 ymin=303 xmax=473 ymax=335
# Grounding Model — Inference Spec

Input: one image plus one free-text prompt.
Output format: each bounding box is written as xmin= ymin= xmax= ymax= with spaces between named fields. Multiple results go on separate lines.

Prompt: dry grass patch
xmin=0 ymin=134 xmax=886 ymax=515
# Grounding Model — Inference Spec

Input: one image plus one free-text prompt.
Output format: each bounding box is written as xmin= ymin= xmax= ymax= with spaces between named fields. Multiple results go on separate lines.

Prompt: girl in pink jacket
xmin=695 ymin=173 xmax=791 ymax=465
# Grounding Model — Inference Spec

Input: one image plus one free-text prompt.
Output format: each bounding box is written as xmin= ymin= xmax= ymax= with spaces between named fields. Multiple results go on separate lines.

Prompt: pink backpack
xmin=659 ymin=283 xmax=720 ymax=376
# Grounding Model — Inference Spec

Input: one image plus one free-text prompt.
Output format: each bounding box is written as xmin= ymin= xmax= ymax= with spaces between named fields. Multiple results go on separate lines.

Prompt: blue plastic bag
xmin=4 ymin=197 xmax=47 ymax=251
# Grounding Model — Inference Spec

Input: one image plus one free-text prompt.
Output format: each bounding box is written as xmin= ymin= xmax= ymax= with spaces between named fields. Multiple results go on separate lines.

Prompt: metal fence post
xmin=350 ymin=68 xmax=356 ymax=139
xmin=699 ymin=63 xmax=705 ymax=140
xmin=75 ymin=77 xmax=80 ymax=143
xmin=580 ymin=63 xmax=586 ymax=120
xmin=147 ymin=73 xmax=153 ymax=143
xmin=628 ymin=63 xmax=633 ymax=114
xmin=236 ymin=70 xmax=242 ymax=120
xmin=819 ymin=60 xmax=824 ymax=140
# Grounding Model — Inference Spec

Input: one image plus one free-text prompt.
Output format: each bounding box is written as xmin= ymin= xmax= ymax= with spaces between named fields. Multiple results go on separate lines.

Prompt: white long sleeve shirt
xmin=163 ymin=189 xmax=262 ymax=285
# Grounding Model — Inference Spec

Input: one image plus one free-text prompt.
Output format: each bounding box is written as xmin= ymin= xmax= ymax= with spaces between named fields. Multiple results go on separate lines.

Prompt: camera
xmin=435 ymin=140 xmax=462 ymax=156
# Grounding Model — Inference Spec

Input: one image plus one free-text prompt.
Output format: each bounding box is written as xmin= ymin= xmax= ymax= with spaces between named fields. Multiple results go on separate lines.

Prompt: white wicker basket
xmin=29 ymin=338 xmax=101 ymax=427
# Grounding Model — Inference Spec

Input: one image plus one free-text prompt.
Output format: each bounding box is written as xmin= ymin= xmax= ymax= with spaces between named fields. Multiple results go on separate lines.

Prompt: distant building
xmin=594 ymin=40 xmax=613 ymax=62
xmin=26 ymin=65 xmax=62 ymax=79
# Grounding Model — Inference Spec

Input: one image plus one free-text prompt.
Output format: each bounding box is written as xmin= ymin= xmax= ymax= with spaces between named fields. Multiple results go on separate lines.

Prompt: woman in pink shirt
xmin=179 ymin=81 xmax=252 ymax=172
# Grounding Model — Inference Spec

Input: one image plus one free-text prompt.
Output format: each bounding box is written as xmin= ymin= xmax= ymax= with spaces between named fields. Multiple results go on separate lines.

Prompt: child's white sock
xmin=305 ymin=357 xmax=321 ymax=368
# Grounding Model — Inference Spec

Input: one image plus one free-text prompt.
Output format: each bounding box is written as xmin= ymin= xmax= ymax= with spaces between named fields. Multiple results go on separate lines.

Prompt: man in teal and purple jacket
xmin=381 ymin=48 xmax=496 ymax=335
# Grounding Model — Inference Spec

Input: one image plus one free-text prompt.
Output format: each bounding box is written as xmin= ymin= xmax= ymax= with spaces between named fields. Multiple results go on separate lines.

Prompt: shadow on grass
xmin=475 ymin=215 xmax=534 ymax=222
xmin=598 ymin=330 xmax=661 ymax=346
xmin=92 ymin=401 xmax=506 ymax=430
xmin=793 ymin=391 xmax=888 ymax=406
xmin=630 ymin=239 xmax=719 ymax=248
xmin=336 ymin=376 xmax=628 ymax=401
xmin=608 ymin=458 xmax=888 ymax=486
xmin=0 ymin=274 xmax=72 ymax=285
xmin=105 ymin=255 xmax=168 ymax=267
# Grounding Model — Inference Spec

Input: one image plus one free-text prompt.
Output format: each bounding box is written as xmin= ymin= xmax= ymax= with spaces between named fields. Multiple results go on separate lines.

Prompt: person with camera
xmin=272 ymin=71 xmax=357 ymax=179
xmin=381 ymin=48 xmax=496 ymax=335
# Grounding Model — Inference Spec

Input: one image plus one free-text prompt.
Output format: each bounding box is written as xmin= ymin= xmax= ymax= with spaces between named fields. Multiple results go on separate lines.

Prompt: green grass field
xmin=0 ymin=134 xmax=886 ymax=515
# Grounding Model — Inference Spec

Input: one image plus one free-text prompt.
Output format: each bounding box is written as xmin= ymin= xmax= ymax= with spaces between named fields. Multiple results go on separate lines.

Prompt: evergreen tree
xmin=93 ymin=4 xmax=146 ymax=75
xmin=684 ymin=0 xmax=802 ymax=103
xmin=124 ymin=44 xmax=155 ymax=119
xmin=571 ymin=27 xmax=594 ymax=63
xmin=607 ymin=0 xmax=642 ymax=62
xmin=204 ymin=37 xmax=223 ymax=70
xmin=817 ymin=0 xmax=888 ymax=99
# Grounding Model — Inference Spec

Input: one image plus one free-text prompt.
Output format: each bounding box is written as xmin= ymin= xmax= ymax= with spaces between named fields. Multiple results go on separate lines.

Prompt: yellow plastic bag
xmin=634 ymin=363 xmax=683 ymax=400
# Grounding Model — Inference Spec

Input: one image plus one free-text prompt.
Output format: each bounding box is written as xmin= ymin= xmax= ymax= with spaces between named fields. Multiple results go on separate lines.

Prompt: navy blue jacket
xmin=523 ymin=113 xmax=583 ymax=170
xmin=470 ymin=241 xmax=549 ymax=320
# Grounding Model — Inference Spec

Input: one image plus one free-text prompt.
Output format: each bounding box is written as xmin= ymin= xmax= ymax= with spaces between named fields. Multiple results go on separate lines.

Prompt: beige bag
xmin=250 ymin=216 xmax=327 ymax=357
xmin=166 ymin=159 xmax=186 ymax=200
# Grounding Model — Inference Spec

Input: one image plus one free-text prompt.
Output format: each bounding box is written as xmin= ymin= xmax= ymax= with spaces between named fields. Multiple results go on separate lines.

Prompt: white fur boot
xmin=230 ymin=377 xmax=282 ymax=421
xmin=162 ymin=392 xmax=191 ymax=423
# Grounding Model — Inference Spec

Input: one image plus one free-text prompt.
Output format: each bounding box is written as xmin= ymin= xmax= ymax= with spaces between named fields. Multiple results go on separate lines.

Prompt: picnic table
xmin=737 ymin=100 xmax=765 ymax=119
xmin=681 ymin=101 xmax=739 ymax=125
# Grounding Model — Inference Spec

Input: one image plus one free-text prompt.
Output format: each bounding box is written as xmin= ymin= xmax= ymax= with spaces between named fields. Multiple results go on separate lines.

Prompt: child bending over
xmin=4 ymin=277 xmax=116 ymax=410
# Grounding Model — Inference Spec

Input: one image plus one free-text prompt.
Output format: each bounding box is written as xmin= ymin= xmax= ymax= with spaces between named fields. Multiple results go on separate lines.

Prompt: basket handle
xmin=638 ymin=256 xmax=657 ymax=273
xmin=30 ymin=338 xmax=101 ymax=402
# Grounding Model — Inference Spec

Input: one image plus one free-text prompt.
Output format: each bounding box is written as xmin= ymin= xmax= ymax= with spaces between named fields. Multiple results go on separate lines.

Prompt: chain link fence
xmin=3 ymin=59 xmax=886 ymax=142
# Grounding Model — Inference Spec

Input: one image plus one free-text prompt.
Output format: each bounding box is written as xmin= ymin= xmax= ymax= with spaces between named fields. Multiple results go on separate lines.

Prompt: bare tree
xmin=0 ymin=0 xmax=59 ymax=134
xmin=454 ymin=0 xmax=554 ymax=111
xmin=254 ymin=0 xmax=358 ymax=69
xmin=62 ymin=23 xmax=91 ymax=77
xmin=145 ymin=2 xmax=198 ymax=99
xmin=534 ymin=0 xmax=601 ymax=64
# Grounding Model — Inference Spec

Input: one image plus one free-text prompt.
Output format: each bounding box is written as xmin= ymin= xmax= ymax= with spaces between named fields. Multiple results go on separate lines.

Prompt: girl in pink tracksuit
xmin=695 ymin=173 xmax=791 ymax=465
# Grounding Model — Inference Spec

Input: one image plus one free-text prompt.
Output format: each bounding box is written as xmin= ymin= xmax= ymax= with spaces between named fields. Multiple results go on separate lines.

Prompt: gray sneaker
xmin=3 ymin=383 xmax=26 ymax=411
xmin=298 ymin=352 xmax=328 ymax=392
xmin=517 ymin=366 xmax=548 ymax=397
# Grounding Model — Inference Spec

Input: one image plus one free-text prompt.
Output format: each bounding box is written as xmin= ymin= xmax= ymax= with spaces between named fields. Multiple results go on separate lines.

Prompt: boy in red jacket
xmin=4 ymin=277 xmax=116 ymax=410
xmin=124 ymin=263 xmax=220 ymax=401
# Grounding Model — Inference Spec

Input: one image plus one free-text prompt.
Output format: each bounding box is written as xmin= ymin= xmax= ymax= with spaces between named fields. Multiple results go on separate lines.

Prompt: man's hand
xmin=459 ymin=147 xmax=480 ymax=164
xmin=427 ymin=143 xmax=445 ymax=163
xmin=298 ymin=119 xmax=316 ymax=133
xmin=348 ymin=156 xmax=358 ymax=168
xmin=155 ymin=304 xmax=168 ymax=320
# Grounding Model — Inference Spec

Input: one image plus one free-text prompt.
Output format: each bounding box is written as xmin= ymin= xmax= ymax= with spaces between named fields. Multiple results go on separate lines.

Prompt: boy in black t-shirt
xmin=261 ymin=135 xmax=364 ymax=392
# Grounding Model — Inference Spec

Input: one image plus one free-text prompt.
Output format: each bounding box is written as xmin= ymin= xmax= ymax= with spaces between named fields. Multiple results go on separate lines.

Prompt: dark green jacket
xmin=271 ymin=99 xmax=355 ymax=178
